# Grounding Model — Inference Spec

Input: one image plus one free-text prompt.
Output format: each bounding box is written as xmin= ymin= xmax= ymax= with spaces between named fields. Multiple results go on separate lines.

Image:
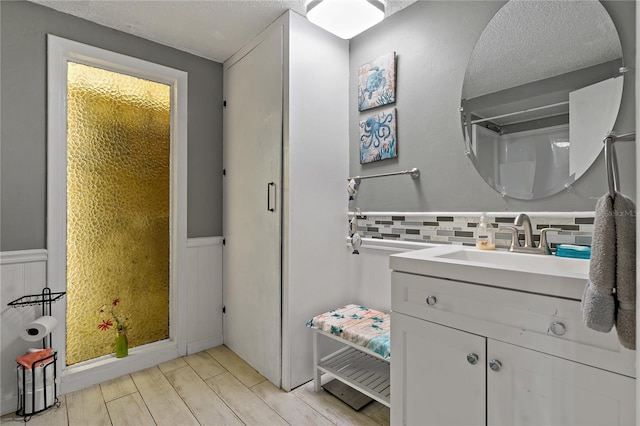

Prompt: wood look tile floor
xmin=1 ymin=345 xmax=390 ymax=426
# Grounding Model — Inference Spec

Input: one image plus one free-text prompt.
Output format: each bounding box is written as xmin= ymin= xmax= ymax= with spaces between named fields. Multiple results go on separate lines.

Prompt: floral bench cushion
xmin=306 ymin=304 xmax=391 ymax=360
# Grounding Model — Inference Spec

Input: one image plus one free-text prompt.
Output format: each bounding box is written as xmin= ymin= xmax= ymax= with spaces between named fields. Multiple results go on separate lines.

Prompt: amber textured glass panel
xmin=66 ymin=62 xmax=171 ymax=365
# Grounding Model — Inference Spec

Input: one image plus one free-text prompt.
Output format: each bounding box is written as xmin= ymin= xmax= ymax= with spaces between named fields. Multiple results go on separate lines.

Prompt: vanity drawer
xmin=391 ymin=271 xmax=635 ymax=377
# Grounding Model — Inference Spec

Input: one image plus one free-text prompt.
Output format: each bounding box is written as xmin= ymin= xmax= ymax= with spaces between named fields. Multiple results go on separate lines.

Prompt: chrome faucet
xmin=499 ymin=213 xmax=561 ymax=255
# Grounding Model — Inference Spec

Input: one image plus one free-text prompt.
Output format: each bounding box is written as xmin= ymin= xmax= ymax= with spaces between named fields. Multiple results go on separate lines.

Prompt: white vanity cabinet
xmin=392 ymin=312 xmax=486 ymax=425
xmin=390 ymin=269 xmax=636 ymax=426
xmin=487 ymin=339 xmax=634 ymax=425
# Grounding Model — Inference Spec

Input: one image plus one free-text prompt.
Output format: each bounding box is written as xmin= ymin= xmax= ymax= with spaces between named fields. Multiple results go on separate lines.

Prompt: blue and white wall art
xmin=358 ymin=52 xmax=396 ymax=111
xmin=359 ymin=107 xmax=397 ymax=164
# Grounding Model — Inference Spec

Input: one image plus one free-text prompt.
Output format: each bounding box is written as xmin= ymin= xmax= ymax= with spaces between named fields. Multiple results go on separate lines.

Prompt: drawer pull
xmin=466 ymin=353 xmax=479 ymax=365
xmin=549 ymin=321 xmax=567 ymax=336
xmin=489 ymin=359 xmax=502 ymax=372
xmin=425 ymin=296 xmax=437 ymax=306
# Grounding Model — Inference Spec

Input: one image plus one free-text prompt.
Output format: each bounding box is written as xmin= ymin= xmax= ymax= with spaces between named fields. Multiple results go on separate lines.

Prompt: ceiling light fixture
xmin=306 ymin=0 xmax=386 ymax=40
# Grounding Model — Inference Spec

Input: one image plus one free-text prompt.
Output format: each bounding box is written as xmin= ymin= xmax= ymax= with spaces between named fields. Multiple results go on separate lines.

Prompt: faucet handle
xmin=498 ymin=226 xmax=519 ymax=251
xmin=539 ymin=228 xmax=562 ymax=255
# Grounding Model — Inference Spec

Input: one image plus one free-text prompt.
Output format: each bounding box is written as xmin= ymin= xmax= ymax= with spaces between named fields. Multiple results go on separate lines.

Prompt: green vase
xmin=115 ymin=330 xmax=128 ymax=358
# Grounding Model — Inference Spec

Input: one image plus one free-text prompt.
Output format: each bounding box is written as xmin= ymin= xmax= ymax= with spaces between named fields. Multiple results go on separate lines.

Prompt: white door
xmin=487 ymin=339 xmax=636 ymax=425
xmin=223 ymin=28 xmax=283 ymax=386
xmin=391 ymin=312 xmax=486 ymax=426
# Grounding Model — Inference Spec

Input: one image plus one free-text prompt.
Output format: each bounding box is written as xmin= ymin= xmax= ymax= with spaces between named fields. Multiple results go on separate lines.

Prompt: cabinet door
xmin=222 ymin=26 xmax=283 ymax=385
xmin=391 ymin=312 xmax=486 ymax=426
xmin=488 ymin=339 xmax=635 ymax=426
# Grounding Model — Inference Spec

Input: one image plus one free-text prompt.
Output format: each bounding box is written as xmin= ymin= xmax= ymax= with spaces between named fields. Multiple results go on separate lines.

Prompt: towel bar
xmin=348 ymin=168 xmax=420 ymax=185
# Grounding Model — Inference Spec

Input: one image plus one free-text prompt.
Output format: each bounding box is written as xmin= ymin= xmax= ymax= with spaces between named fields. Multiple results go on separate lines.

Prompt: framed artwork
xmin=358 ymin=52 xmax=396 ymax=111
xmin=359 ymin=107 xmax=397 ymax=164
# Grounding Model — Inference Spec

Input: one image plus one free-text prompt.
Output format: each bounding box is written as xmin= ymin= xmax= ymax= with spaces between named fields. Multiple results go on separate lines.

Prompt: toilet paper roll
xmin=21 ymin=316 xmax=57 ymax=342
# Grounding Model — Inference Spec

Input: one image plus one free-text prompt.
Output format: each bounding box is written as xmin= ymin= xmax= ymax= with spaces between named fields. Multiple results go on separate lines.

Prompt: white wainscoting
xmin=0 ymin=250 xmax=48 ymax=416
xmin=346 ymin=239 xmax=418 ymax=313
xmin=0 ymin=237 xmax=223 ymax=416
xmin=186 ymin=236 xmax=224 ymax=353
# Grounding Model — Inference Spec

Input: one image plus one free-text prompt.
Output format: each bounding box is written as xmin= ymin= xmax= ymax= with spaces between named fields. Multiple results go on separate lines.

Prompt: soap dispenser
xmin=476 ymin=213 xmax=495 ymax=250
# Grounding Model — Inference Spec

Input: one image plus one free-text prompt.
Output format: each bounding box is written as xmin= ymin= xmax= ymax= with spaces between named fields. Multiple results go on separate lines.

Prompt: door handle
xmin=267 ymin=182 xmax=276 ymax=212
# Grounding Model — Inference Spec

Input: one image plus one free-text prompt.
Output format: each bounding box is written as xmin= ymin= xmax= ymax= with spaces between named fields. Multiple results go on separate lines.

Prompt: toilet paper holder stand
xmin=8 ymin=287 xmax=66 ymax=421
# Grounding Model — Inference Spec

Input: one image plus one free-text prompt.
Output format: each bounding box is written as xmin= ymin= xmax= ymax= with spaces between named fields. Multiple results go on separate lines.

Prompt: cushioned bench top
xmin=306 ymin=304 xmax=390 ymax=360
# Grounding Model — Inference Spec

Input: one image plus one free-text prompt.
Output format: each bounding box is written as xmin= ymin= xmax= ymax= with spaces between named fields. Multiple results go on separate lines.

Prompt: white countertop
xmin=389 ymin=245 xmax=589 ymax=300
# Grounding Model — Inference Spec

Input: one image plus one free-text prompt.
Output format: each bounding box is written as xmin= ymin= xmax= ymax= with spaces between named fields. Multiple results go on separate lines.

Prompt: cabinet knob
xmin=425 ymin=296 xmax=437 ymax=306
xmin=549 ymin=322 xmax=566 ymax=336
xmin=489 ymin=359 xmax=502 ymax=372
xmin=466 ymin=353 xmax=479 ymax=365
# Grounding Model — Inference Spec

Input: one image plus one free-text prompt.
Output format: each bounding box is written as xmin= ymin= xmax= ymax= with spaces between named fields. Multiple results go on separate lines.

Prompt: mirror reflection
xmin=461 ymin=0 xmax=624 ymax=200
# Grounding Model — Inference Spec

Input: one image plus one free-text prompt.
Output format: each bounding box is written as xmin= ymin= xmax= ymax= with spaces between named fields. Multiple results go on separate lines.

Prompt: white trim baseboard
xmin=60 ymin=340 xmax=181 ymax=395
xmin=187 ymin=335 xmax=224 ymax=355
xmin=1 ymin=396 xmax=18 ymax=417
xmin=186 ymin=236 xmax=224 ymax=248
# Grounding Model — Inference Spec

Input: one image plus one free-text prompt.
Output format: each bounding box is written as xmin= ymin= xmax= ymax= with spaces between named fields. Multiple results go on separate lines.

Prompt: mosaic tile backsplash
xmin=351 ymin=212 xmax=595 ymax=250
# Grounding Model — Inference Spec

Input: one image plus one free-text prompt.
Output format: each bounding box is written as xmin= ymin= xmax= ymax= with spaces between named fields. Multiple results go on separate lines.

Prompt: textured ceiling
xmin=29 ymin=0 xmax=418 ymax=63
xmin=463 ymin=0 xmax=622 ymax=99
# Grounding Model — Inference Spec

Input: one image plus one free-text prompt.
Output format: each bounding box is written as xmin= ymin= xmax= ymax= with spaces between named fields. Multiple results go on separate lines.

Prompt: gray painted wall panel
xmin=349 ymin=0 xmax=635 ymax=212
xmin=2 ymin=0 xmax=634 ymax=250
xmin=0 ymin=0 xmax=222 ymax=251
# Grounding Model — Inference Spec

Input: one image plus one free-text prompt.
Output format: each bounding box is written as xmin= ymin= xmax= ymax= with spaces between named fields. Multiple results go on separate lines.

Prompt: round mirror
xmin=461 ymin=0 xmax=624 ymax=199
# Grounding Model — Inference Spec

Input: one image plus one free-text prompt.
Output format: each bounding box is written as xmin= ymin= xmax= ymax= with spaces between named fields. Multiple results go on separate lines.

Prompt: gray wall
xmin=1 ymin=0 xmax=223 ymax=251
xmin=349 ymin=0 xmax=636 ymax=212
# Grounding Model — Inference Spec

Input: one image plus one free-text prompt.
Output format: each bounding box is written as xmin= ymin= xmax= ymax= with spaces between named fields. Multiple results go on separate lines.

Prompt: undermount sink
xmin=390 ymin=245 xmax=589 ymax=300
